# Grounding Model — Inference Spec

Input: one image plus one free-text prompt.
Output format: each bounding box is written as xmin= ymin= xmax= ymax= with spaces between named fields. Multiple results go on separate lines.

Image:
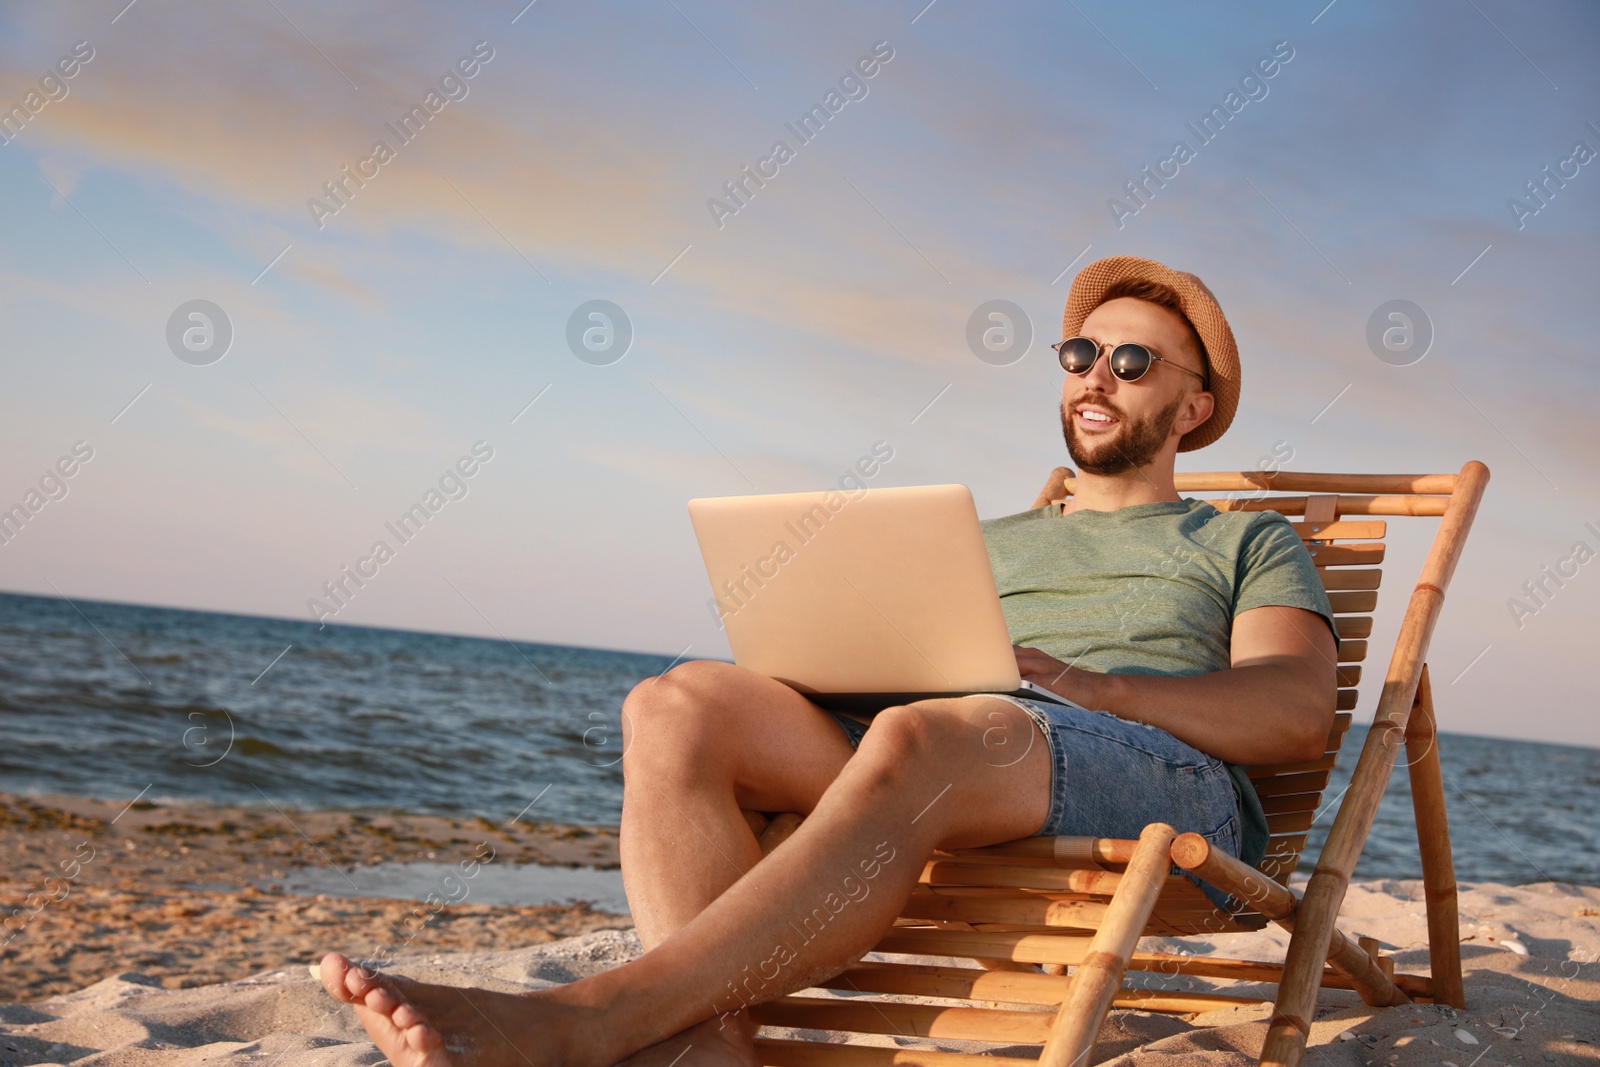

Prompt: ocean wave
xmin=5 ymin=591 xmax=1591 ymax=884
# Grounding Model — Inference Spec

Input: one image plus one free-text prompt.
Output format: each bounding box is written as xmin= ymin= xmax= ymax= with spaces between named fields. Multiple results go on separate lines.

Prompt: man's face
xmin=1058 ymin=297 xmax=1212 ymax=477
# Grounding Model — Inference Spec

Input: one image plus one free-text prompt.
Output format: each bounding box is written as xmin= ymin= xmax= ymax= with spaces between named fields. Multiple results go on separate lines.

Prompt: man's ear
xmin=1178 ymin=390 xmax=1215 ymax=436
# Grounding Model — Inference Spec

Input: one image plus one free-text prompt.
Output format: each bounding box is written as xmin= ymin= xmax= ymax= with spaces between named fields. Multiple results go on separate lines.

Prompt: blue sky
xmin=1 ymin=0 xmax=1596 ymax=745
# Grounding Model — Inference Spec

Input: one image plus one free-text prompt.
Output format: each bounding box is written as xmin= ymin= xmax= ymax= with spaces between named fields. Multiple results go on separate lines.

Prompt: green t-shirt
xmin=979 ymin=497 xmax=1338 ymax=867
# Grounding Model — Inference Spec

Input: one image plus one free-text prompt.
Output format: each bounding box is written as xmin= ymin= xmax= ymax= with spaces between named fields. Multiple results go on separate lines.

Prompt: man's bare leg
xmin=316 ymin=694 xmax=1051 ymax=1067
xmin=619 ymin=661 xmax=857 ymax=948
xmin=615 ymin=661 xmax=857 ymax=1062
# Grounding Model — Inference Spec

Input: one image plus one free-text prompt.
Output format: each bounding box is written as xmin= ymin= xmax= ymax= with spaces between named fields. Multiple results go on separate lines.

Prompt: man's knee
xmin=621 ymin=660 xmax=742 ymax=768
xmin=865 ymin=700 xmax=1048 ymax=846
xmin=862 ymin=699 xmax=1036 ymax=773
xmin=624 ymin=659 xmax=733 ymax=715
xmin=854 ymin=703 xmax=966 ymax=775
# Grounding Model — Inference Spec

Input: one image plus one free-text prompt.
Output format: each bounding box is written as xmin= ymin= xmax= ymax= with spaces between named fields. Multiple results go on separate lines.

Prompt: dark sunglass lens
xmin=1110 ymin=344 xmax=1152 ymax=381
xmin=1058 ymin=336 xmax=1099 ymax=374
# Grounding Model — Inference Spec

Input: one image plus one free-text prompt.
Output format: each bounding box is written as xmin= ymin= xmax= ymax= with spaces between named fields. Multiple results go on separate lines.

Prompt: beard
xmin=1059 ymin=391 xmax=1187 ymax=476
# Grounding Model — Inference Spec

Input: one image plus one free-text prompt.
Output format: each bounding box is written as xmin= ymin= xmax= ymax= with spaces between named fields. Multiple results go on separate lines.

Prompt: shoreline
xmin=0 ymin=791 xmax=628 ymax=1003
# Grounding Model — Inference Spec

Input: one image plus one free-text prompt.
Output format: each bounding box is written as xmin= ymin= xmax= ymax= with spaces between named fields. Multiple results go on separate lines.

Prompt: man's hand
xmin=1008 ymin=608 xmax=1337 ymax=766
xmin=1014 ymin=646 xmax=1109 ymax=710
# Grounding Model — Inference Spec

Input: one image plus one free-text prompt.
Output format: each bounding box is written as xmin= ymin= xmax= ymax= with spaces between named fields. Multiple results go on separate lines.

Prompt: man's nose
xmin=1077 ymin=347 xmax=1121 ymax=391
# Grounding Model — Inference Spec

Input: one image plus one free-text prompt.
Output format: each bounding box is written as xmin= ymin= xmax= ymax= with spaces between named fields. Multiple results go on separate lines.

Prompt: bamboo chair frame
xmin=746 ymin=462 xmax=1489 ymax=1067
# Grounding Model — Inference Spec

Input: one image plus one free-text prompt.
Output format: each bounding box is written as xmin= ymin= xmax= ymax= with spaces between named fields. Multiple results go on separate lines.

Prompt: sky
xmin=1 ymin=0 xmax=1596 ymax=746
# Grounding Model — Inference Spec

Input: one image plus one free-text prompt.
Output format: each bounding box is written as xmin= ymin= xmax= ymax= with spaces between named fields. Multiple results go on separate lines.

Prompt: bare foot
xmin=315 ymin=951 xmax=590 ymax=1067
xmin=614 ymin=1012 xmax=760 ymax=1067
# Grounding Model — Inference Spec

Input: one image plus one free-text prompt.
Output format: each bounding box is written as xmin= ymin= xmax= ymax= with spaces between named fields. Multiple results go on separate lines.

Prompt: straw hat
xmin=1062 ymin=255 xmax=1240 ymax=452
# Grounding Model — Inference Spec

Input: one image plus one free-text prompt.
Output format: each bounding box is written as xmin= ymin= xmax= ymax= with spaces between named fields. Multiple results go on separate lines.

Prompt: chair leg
xmin=1170 ymin=832 xmax=1410 ymax=1008
xmin=1404 ymin=664 xmax=1465 ymax=1008
xmin=1037 ymin=822 xmax=1177 ymax=1067
xmin=1261 ymin=701 xmax=1415 ymax=1066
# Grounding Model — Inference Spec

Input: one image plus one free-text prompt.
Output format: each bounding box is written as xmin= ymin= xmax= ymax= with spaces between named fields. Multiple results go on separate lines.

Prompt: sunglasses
xmin=1053 ymin=335 xmax=1208 ymax=387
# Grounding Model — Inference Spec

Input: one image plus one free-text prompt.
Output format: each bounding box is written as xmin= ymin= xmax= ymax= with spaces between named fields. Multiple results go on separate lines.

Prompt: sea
xmin=2 ymin=590 xmax=1596 ymax=890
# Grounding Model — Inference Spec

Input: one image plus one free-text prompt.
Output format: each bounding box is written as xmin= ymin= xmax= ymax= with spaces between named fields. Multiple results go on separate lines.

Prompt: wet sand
xmin=0 ymin=791 xmax=629 ymax=1003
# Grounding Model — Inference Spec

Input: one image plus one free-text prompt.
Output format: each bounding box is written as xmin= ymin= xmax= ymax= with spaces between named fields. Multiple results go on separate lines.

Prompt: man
xmin=315 ymin=256 xmax=1339 ymax=1067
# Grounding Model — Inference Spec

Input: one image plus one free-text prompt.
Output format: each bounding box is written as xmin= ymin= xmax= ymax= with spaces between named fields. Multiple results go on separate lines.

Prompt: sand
xmin=0 ymin=792 xmax=629 ymax=1004
xmin=3 ymin=791 xmax=1597 ymax=1064
xmin=3 ymin=881 xmax=1597 ymax=1065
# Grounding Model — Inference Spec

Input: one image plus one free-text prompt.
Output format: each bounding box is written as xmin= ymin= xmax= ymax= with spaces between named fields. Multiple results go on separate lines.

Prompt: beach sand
xmin=0 ymin=792 xmax=630 ymax=1004
xmin=3 ymin=792 xmax=1597 ymax=1064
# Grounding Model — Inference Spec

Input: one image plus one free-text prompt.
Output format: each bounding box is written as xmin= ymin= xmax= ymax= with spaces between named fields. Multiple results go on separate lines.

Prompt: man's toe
xmin=343 ymin=960 xmax=383 ymax=1000
xmin=363 ymin=985 xmax=403 ymax=1016
xmin=350 ymin=1000 xmax=411 ymax=1055
xmin=406 ymin=1024 xmax=444 ymax=1055
xmin=317 ymin=952 xmax=358 ymax=1004
xmin=392 ymin=1002 xmax=426 ymax=1030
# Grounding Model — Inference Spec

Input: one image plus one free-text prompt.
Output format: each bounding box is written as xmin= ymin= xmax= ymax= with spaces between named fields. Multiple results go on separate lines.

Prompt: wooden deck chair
xmin=745 ymin=462 xmax=1490 ymax=1067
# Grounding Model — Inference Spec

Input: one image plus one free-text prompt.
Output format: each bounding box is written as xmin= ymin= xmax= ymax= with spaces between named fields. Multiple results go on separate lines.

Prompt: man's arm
xmin=1015 ymin=604 xmax=1338 ymax=766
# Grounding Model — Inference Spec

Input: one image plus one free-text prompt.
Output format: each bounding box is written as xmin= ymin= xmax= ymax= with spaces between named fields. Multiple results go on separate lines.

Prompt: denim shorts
xmin=825 ymin=695 xmax=1242 ymax=908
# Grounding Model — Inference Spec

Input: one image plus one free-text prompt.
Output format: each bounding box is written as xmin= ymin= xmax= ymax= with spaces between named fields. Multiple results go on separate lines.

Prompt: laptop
xmin=686 ymin=483 xmax=1085 ymax=714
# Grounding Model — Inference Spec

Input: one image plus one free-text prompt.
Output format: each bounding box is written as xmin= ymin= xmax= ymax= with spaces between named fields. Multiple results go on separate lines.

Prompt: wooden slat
xmin=750 ymin=996 xmax=1054 ymax=1043
xmin=1171 ymin=472 xmax=1457 ymax=495
xmin=1307 ymin=544 xmax=1386 ymax=567
xmin=755 ymin=1038 xmax=1039 ymax=1067
xmin=1050 ymin=471 xmax=1456 ymax=500
xmin=1335 ymin=617 xmax=1373 ymax=638
xmin=915 ymin=883 xmax=1100 ymax=902
xmin=945 ymin=837 xmax=1137 ymax=866
xmin=1337 ymin=665 xmax=1362 ymax=687
xmin=901 ymin=890 xmax=1110 ymax=929
xmin=1328 ymin=590 xmax=1379 ymax=612
xmin=1266 ymin=811 xmax=1317 ymax=835
xmin=1249 ymin=753 xmax=1337 ymax=778
xmin=1261 ymin=846 xmax=1310 ymax=883
xmin=1052 ymin=900 xmax=1128 ymax=928
xmin=1329 ymin=711 xmax=1353 ymax=736
xmin=925 ymin=852 xmax=1065 ymax=869
xmin=817 ymin=961 xmax=1064 ymax=1004
xmin=1258 ymin=854 xmax=1299 ymax=882
xmin=1290 ymin=519 xmax=1386 ymax=540
xmin=900 ymin=892 xmax=1040 ymax=925
xmin=1149 ymin=911 xmax=1266 ymax=937
xmin=919 ymin=862 xmax=1130 ymax=895
xmin=915 ymin=885 xmax=1099 ymax=900
xmin=1206 ymin=494 xmax=1449 ymax=517
xmin=966 ymin=922 xmax=1095 ymax=934
xmin=1112 ymin=988 xmax=1269 ymax=1013
xmin=1145 ymin=902 xmax=1257 ymax=924
xmin=1336 ymin=688 xmax=1359 ymax=711
xmin=871 ymin=926 xmax=1414 ymax=993
xmin=1322 ymin=568 xmax=1383 ymax=591
xmin=1260 ymin=792 xmax=1326 ymax=816
xmin=1338 ymin=640 xmax=1368 ymax=664
xmin=1250 ymin=770 xmax=1332 ymax=798
xmin=874 ymin=927 xmax=1094 ymax=966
